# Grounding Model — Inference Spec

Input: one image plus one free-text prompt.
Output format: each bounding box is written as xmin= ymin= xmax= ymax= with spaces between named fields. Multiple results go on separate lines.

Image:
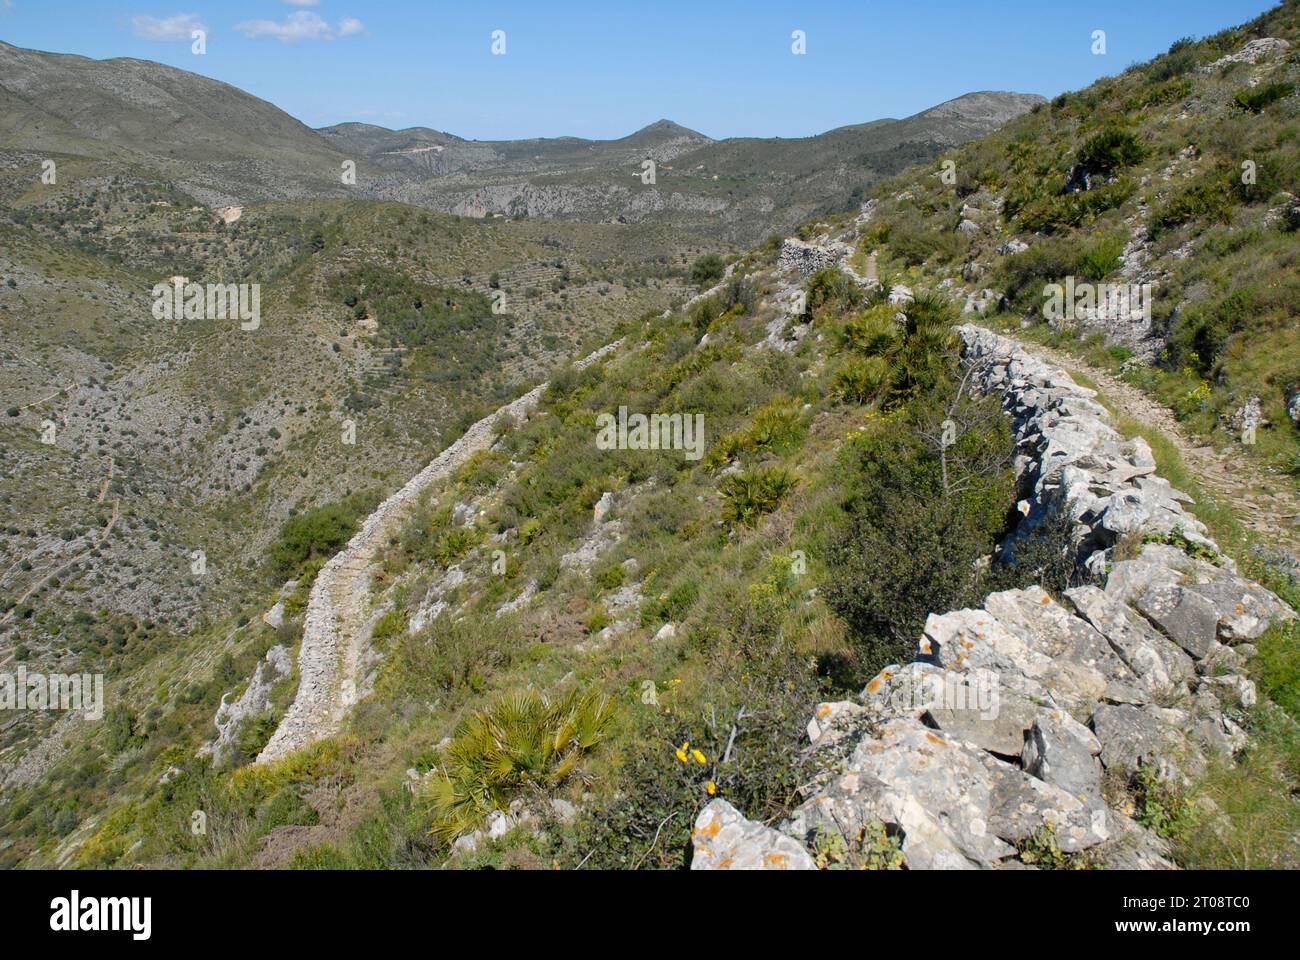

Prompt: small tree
xmin=690 ymin=254 xmax=726 ymax=287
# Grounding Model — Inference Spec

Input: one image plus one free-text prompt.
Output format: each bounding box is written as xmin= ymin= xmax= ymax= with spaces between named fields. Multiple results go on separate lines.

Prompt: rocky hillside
xmin=329 ymin=92 xmax=1045 ymax=243
xmin=2 ymin=8 xmax=1298 ymax=873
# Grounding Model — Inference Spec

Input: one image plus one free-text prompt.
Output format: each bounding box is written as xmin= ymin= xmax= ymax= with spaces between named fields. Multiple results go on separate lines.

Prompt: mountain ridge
xmin=1 ymin=40 xmax=1041 ymax=241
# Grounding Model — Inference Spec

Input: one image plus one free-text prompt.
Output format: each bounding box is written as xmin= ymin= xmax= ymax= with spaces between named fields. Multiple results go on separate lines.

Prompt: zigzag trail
xmin=256 ymin=341 xmax=622 ymax=764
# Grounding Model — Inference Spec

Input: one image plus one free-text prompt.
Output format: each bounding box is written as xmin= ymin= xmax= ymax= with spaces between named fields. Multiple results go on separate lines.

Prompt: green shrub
xmin=594 ymin=562 xmax=626 ymax=592
xmin=1016 ymin=177 xmax=1137 ymax=232
xmin=708 ymin=396 xmax=804 ymax=467
xmin=1078 ymin=235 xmax=1126 ymax=280
xmin=423 ymin=688 xmax=614 ymax=841
xmin=559 ymin=644 xmax=819 ymax=869
xmin=269 ymin=490 xmax=380 ymax=579
xmin=719 ymin=467 xmax=798 ymax=527
xmin=1076 ymin=128 xmax=1148 ymax=177
xmin=689 ymin=254 xmax=726 ymax=287
xmin=823 ymin=394 xmax=1015 ymax=670
xmin=1233 ymin=81 xmax=1295 ymax=114
xmin=834 ymin=355 xmax=892 ymax=404
xmin=1151 ymin=165 xmax=1238 ymax=236
xmin=371 ymin=609 xmax=407 ymax=651
xmin=803 ymin=267 xmax=863 ymax=319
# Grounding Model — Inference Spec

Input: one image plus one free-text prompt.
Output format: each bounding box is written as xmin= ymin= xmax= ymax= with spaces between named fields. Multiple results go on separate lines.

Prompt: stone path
xmin=256 ymin=341 xmax=621 ymax=764
xmin=1009 ymin=335 xmax=1300 ymax=555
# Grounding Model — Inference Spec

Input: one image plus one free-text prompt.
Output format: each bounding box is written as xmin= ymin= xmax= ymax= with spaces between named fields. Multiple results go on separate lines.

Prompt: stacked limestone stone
xmin=692 ymin=328 xmax=1295 ymax=870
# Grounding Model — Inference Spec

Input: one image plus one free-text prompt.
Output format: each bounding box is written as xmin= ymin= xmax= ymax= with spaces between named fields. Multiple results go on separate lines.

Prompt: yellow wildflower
xmin=706 ymin=781 xmax=717 ymax=796
xmin=691 ymin=748 xmax=707 ymax=765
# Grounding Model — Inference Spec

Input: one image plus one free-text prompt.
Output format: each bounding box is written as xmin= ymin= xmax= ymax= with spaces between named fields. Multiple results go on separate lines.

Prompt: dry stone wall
xmin=692 ymin=327 xmax=1295 ymax=870
xmin=256 ymin=342 xmax=622 ymax=764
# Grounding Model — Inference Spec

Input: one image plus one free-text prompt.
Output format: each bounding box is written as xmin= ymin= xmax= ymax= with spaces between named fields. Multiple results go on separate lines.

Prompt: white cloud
xmin=131 ymin=12 xmax=207 ymax=42
xmin=235 ymin=11 xmax=364 ymax=43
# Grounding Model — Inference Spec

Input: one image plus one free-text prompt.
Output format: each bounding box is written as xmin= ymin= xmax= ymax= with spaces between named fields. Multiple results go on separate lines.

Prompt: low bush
xmin=423 ymin=688 xmax=614 ymax=841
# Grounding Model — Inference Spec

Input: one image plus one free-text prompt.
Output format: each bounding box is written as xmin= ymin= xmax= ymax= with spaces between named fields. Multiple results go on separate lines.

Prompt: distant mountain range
xmin=0 ymin=40 xmax=1042 ymax=242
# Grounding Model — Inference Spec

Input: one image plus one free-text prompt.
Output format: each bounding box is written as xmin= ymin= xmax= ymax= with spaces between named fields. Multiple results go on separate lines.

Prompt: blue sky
xmin=0 ymin=0 xmax=1282 ymax=139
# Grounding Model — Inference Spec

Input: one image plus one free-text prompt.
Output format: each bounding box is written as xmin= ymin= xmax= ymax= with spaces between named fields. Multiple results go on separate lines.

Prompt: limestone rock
xmin=1022 ymin=709 xmax=1105 ymax=815
xmin=1136 ymin=584 xmax=1221 ymax=659
xmin=1067 ymin=585 xmax=1193 ymax=695
xmin=593 ymin=490 xmax=614 ymax=524
xmin=1092 ymin=704 xmax=1191 ymax=776
xmin=806 ymin=700 xmax=866 ymax=747
xmin=786 ymin=719 xmax=1110 ymax=869
xmin=691 ymin=800 xmax=816 ymax=871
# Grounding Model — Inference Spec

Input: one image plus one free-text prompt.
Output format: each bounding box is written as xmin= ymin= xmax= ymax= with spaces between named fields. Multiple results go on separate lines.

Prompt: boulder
xmin=1067 ymin=585 xmax=1194 ymax=695
xmin=1022 ymin=709 xmax=1105 ymax=815
xmin=1136 ymin=584 xmax=1222 ymax=659
xmin=984 ymin=587 xmax=1145 ymax=705
xmin=690 ymin=800 xmax=816 ymax=871
xmin=1092 ymin=703 xmax=1191 ymax=776
xmin=786 ymin=719 xmax=1110 ymax=869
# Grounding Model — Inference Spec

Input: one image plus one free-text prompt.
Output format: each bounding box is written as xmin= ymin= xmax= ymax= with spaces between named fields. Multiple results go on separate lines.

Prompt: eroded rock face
xmin=200 ymin=644 xmax=292 ymax=767
xmin=692 ymin=326 xmax=1296 ymax=872
xmin=1202 ymin=37 xmax=1291 ymax=72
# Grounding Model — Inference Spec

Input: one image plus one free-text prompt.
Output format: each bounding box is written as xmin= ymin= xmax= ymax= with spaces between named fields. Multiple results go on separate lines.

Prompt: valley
xmin=0 ymin=2 xmax=1297 ymax=879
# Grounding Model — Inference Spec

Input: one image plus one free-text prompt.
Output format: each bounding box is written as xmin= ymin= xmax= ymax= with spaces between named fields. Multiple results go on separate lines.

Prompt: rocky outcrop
xmin=693 ymin=327 xmax=1295 ymax=870
xmin=692 ymin=799 xmax=816 ymax=871
xmin=256 ymin=341 xmax=623 ymax=764
xmin=199 ymin=644 xmax=291 ymax=767
xmin=777 ymin=238 xmax=850 ymax=279
xmin=1202 ymin=37 xmax=1291 ymax=72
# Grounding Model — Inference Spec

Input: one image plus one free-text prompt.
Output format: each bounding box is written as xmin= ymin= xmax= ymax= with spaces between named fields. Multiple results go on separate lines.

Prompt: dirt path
xmin=255 ymin=341 xmax=622 ymax=764
xmin=1004 ymin=333 xmax=1300 ymax=554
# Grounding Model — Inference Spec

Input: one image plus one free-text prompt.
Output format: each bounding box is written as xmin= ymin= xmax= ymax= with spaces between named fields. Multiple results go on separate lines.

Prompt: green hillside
xmin=1 ymin=5 xmax=1299 ymax=873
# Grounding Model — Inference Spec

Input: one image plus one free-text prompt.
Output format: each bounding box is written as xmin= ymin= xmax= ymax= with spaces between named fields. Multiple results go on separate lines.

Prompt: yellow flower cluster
xmin=674 ymin=742 xmax=708 ymax=765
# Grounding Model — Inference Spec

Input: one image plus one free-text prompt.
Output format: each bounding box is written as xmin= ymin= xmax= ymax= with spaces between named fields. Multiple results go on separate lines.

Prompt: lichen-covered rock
xmin=1022 ymin=709 xmax=1105 ymax=815
xmin=1136 ymin=584 xmax=1223 ymax=659
xmin=1091 ymin=703 xmax=1192 ymax=777
xmin=1066 ymin=585 xmax=1194 ymax=695
xmin=691 ymin=800 xmax=816 ymax=871
xmin=786 ymin=719 xmax=1110 ymax=869
xmin=806 ymin=700 xmax=867 ymax=747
